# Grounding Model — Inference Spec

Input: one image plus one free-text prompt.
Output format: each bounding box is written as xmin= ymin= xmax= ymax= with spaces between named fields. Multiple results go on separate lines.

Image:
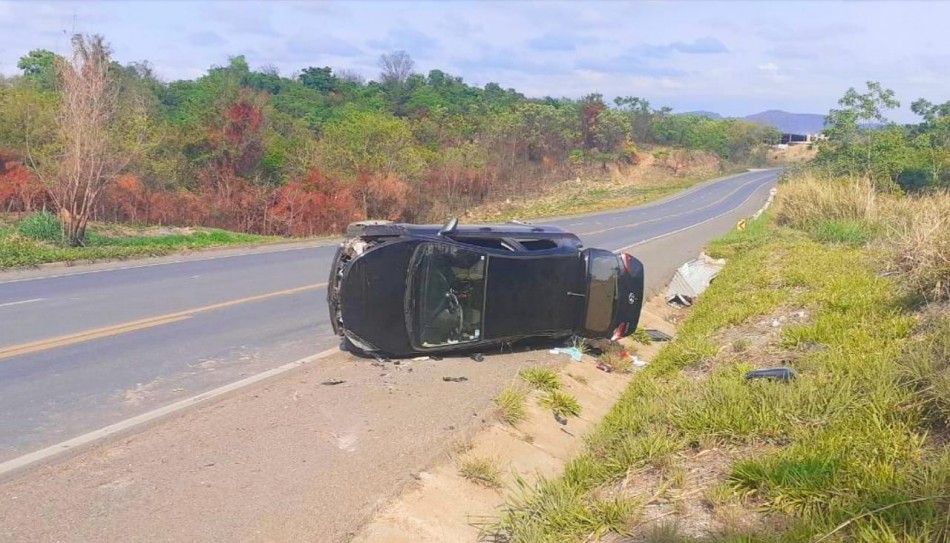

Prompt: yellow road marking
xmin=0 ymin=283 xmax=327 ymax=361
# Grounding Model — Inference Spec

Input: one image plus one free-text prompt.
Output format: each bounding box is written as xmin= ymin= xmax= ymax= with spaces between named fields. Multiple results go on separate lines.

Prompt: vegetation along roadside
xmin=490 ymin=169 xmax=950 ymax=541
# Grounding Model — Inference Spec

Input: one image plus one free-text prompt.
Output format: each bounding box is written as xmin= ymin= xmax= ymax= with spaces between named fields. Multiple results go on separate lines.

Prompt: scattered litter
xmin=442 ymin=376 xmax=469 ymax=383
xmin=321 ymin=379 xmax=345 ymax=386
xmin=554 ymin=413 xmax=568 ymax=425
xmin=470 ymin=353 xmax=485 ymax=362
xmin=412 ymin=356 xmax=430 ymax=361
xmin=549 ymin=347 xmax=583 ymax=362
xmin=666 ymin=253 xmax=726 ymax=306
xmin=771 ymin=319 xmax=781 ymax=327
xmin=596 ymin=363 xmax=612 ymax=373
xmin=745 ymin=367 xmax=797 ymax=382
xmin=393 ymin=360 xmax=401 ymax=366
xmin=631 ymin=356 xmax=648 ymax=367
xmin=644 ymin=329 xmax=673 ymax=342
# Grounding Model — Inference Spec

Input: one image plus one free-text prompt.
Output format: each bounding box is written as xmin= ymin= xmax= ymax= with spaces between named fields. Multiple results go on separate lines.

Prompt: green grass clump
xmin=539 ymin=390 xmax=581 ymax=419
xmin=16 ymin=211 xmax=62 ymax=243
xmin=809 ymin=219 xmax=870 ymax=246
xmin=495 ymin=386 xmax=529 ymax=426
xmin=0 ymin=217 xmax=280 ymax=269
xmin=495 ymin=475 xmax=639 ymax=541
xmin=457 ymin=456 xmax=503 ymax=489
xmin=519 ymin=367 xmax=561 ymax=392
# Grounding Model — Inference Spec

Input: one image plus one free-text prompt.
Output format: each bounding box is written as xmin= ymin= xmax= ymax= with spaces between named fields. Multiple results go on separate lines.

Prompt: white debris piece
xmin=666 ymin=253 xmax=726 ymax=306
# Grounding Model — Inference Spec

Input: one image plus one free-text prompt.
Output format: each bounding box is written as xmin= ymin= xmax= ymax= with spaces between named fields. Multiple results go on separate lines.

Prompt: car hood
xmin=339 ymin=240 xmax=420 ymax=355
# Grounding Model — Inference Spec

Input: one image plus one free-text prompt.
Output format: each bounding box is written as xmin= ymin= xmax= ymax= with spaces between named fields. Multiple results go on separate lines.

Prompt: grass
xmin=538 ymin=391 xmax=582 ymax=419
xmin=491 ymin=173 xmax=950 ymax=542
xmin=457 ymin=456 xmax=503 ymax=489
xmin=0 ymin=214 xmax=283 ymax=269
xmin=597 ymin=351 xmax=633 ymax=374
xmin=775 ymin=172 xmax=950 ymax=301
xmin=519 ymin=367 xmax=562 ymax=392
xmin=495 ymin=386 xmax=529 ymax=426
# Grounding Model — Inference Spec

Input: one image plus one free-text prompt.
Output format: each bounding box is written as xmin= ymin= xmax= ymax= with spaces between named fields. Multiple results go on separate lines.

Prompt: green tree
xmin=17 ymin=49 xmax=60 ymax=90
xmin=821 ymin=81 xmax=901 ymax=184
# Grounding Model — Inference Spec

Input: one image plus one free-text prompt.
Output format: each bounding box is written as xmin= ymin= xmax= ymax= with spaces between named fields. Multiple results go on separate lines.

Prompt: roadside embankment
xmin=489 ymin=174 xmax=950 ymax=541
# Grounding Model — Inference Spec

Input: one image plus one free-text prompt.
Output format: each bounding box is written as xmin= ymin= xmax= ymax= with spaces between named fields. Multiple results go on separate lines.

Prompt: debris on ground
xmin=412 ymin=356 xmax=431 ymax=361
xmin=744 ymin=367 xmax=797 ymax=382
xmin=632 ymin=356 xmax=648 ymax=367
xmin=321 ymin=379 xmax=345 ymax=386
xmin=554 ymin=413 xmax=568 ymax=425
xmin=442 ymin=376 xmax=469 ymax=383
xmin=548 ymin=347 xmax=583 ymax=362
xmin=666 ymin=253 xmax=725 ymax=306
xmin=470 ymin=353 xmax=485 ymax=362
xmin=644 ymin=329 xmax=673 ymax=342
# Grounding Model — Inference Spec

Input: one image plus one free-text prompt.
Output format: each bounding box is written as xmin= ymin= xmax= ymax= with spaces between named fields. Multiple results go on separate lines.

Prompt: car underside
xmin=328 ymin=220 xmax=644 ymax=357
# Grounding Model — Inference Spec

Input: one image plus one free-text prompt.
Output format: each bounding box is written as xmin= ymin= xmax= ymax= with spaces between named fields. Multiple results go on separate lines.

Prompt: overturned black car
xmin=327 ymin=219 xmax=644 ymax=357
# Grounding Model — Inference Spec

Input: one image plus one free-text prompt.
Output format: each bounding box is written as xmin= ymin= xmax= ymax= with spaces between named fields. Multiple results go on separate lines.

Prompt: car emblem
xmin=628 ymin=293 xmax=637 ymax=305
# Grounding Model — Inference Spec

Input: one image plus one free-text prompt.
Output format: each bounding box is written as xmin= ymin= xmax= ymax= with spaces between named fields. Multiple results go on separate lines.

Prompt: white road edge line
xmin=613 ymin=176 xmax=776 ymax=253
xmin=0 ymin=243 xmax=335 ymax=286
xmin=0 ymin=346 xmax=339 ymax=479
xmin=576 ymin=172 xmax=774 ymax=237
xmin=0 ymin=298 xmax=43 ymax=308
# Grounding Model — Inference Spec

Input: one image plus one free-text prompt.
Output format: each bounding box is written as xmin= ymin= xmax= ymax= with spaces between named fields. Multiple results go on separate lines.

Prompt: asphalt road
xmin=0 ymin=168 xmax=779 ymax=464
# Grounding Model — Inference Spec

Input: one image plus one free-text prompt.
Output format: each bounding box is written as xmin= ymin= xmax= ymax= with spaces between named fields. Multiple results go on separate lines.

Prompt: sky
xmin=0 ymin=0 xmax=947 ymax=121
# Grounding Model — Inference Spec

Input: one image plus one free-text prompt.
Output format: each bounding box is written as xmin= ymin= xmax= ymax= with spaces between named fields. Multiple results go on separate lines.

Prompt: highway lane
xmin=0 ymin=168 xmax=779 ymax=462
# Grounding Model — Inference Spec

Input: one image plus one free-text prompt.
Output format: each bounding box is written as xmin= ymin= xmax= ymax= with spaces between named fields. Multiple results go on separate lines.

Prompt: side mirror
xmin=438 ymin=217 xmax=458 ymax=237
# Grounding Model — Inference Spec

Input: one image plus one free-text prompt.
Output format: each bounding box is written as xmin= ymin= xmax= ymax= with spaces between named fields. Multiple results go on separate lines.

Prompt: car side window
xmin=414 ymin=244 xmax=486 ymax=348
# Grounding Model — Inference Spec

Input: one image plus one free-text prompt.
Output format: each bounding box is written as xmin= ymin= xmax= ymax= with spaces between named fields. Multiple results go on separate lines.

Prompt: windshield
xmin=412 ymin=243 xmax=486 ymax=348
xmin=584 ymin=252 xmax=619 ymax=333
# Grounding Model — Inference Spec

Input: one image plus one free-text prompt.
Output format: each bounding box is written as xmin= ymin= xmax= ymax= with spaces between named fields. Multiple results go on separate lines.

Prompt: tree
xmin=378 ymin=51 xmax=415 ymax=85
xmin=299 ymin=66 xmax=338 ymax=94
xmin=822 ymin=81 xmax=900 ymax=184
xmin=910 ymin=98 xmax=950 ymax=188
xmin=18 ymin=49 xmax=60 ymax=90
xmin=44 ymin=35 xmax=145 ymax=245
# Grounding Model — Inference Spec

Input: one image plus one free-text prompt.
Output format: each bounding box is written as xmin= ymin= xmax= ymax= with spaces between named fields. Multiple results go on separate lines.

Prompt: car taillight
xmin=611 ymin=322 xmax=627 ymax=341
xmin=620 ymin=253 xmax=633 ymax=273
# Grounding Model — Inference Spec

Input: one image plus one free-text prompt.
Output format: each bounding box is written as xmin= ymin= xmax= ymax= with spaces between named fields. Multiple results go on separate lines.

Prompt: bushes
xmin=16 ymin=211 xmax=62 ymax=243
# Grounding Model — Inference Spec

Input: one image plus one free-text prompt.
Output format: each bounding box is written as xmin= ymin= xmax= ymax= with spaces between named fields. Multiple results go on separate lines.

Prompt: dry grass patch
xmin=457 ymin=456 xmax=503 ymax=489
xmin=495 ymin=385 xmax=529 ymax=426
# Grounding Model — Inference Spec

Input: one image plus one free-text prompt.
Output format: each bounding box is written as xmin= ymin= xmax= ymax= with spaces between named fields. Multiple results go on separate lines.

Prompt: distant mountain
xmin=742 ymin=110 xmax=826 ymax=135
xmin=673 ymin=109 xmax=827 ymax=135
xmin=678 ymin=110 xmax=724 ymax=120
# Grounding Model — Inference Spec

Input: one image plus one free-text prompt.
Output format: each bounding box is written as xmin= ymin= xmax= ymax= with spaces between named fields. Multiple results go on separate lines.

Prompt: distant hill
xmin=742 ymin=110 xmax=826 ymax=135
xmin=674 ymin=109 xmax=827 ymax=135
